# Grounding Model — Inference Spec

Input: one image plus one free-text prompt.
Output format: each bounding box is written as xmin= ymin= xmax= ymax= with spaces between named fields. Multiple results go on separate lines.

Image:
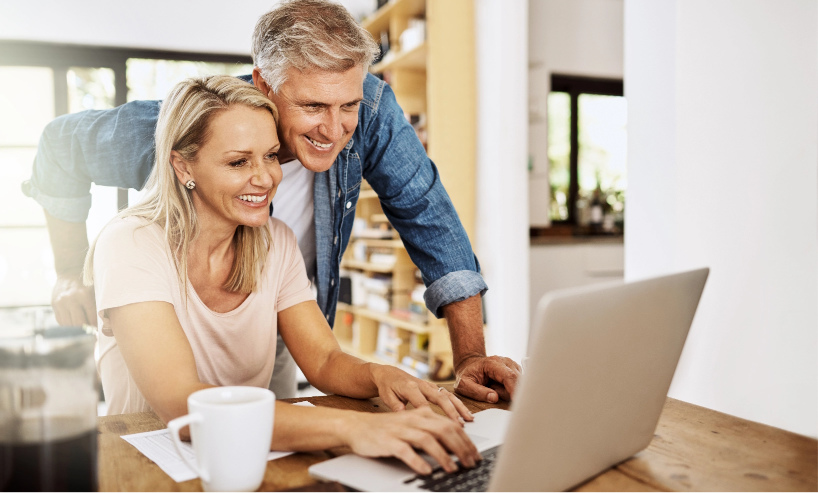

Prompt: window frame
xmin=0 ymin=40 xmax=254 ymax=209
xmin=549 ymin=73 xmax=624 ymax=229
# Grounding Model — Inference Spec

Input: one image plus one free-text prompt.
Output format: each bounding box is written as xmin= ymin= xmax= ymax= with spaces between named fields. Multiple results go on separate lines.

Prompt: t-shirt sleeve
xmin=93 ymin=217 xmax=175 ymax=335
xmin=270 ymin=219 xmax=316 ymax=312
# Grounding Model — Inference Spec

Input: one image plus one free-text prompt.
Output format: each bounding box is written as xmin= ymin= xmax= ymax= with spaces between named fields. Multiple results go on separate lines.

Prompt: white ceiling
xmin=0 ymin=0 xmax=378 ymax=55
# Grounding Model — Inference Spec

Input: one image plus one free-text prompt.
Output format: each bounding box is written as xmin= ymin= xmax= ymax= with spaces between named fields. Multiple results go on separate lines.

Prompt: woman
xmin=85 ymin=75 xmax=480 ymax=475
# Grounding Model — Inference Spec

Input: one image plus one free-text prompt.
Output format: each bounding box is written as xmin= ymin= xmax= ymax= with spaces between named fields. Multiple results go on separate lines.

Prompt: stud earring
xmin=185 ymin=180 xmax=196 ymax=190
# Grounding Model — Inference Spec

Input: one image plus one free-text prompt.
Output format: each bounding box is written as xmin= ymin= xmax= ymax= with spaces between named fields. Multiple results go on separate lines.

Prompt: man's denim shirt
xmin=24 ymin=73 xmax=487 ymax=326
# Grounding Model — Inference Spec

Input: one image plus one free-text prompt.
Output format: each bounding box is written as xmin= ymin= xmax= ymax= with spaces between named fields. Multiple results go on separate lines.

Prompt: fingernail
xmin=488 ymin=392 xmax=498 ymax=403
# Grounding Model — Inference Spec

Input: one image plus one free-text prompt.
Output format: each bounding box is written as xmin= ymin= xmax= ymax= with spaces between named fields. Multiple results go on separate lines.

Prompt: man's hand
xmin=43 ymin=210 xmax=96 ymax=326
xmin=370 ymin=364 xmax=473 ymax=423
xmin=454 ymin=355 xmax=521 ymax=403
xmin=52 ymin=276 xmax=97 ymax=327
xmin=441 ymin=295 xmax=522 ymax=403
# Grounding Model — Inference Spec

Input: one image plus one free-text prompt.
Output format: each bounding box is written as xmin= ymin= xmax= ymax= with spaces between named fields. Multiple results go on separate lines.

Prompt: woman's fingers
xmin=406 ymin=427 xmax=458 ymax=473
xmin=428 ymin=413 xmax=481 ymax=469
xmin=390 ymin=441 xmax=433 ymax=475
xmin=380 ymin=388 xmax=407 ymax=412
xmin=448 ymin=391 xmax=475 ymax=421
xmin=347 ymin=408 xmax=482 ymax=476
xmin=429 ymin=387 xmax=474 ymax=421
xmin=423 ymin=386 xmax=473 ymax=423
xmin=411 ymin=408 xmax=480 ymax=469
xmin=389 ymin=376 xmax=474 ymax=423
xmin=396 ymin=379 xmax=432 ymax=411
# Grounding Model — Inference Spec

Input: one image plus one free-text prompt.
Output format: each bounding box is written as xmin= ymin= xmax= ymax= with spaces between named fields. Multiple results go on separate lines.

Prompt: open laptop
xmin=309 ymin=268 xmax=709 ymax=491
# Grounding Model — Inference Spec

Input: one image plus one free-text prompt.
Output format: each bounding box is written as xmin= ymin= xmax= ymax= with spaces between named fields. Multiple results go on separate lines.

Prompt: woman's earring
xmin=185 ymin=180 xmax=196 ymax=190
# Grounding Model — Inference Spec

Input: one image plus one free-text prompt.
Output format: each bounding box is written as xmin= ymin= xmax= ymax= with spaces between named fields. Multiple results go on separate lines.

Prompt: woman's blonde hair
xmin=84 ymin=75 xmax=279 ymax=296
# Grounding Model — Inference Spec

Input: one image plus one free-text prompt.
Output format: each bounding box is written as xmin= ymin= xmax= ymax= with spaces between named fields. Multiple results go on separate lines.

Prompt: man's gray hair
xmin=252 ymin=0 xmax=380 ymax=93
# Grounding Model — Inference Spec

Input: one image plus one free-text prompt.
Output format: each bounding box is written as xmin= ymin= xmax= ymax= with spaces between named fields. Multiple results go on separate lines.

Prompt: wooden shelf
xmin=337 ymin=301 xmax=355 ymax=311
xmin=338 ymin=302 xmax=430 ymax=335
xmin=371 ymin=42 xmax=427 ymax=74
xmin=359 ymin=189 xmax=379 ymax=200
xmin=357 ymin=307 xmax=430 ymax=334
xmin=352 ymin=238 xmax=404 ymax=249
xmin=361 ymin=0 xmax=425 ymax=36
xmin=341 ymin=259 xmax=395 ymax=273
xmin=337 ymin=339 xmax=390 ymax=365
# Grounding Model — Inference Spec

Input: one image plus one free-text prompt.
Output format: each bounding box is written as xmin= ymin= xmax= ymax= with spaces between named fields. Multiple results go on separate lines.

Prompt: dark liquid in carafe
xmin=0 ymin=430 xmax=97 ymax=492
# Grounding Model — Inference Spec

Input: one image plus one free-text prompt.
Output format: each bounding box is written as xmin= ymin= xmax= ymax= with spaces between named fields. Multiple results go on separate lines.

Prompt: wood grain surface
xmin=97 ymin=389 xmax=817 ymax=492
xmin=617 ymin=399 xmax=818 ymax=492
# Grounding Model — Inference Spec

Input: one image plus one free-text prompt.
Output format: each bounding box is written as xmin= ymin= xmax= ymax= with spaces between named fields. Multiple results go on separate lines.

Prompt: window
xmin=0 ymin=41 xmax=253 ymax=308
xmin=547 ymin=74 xmax=626 ymax=234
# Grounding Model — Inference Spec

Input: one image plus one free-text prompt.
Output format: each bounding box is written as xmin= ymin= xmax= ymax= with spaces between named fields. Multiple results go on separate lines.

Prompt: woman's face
xmin=183 ymin=105 xmax=282 ymax=230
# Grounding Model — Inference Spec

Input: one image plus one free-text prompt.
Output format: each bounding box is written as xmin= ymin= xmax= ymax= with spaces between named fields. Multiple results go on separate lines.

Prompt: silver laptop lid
xmin=490 ymin=268 xmax=709 ymax=491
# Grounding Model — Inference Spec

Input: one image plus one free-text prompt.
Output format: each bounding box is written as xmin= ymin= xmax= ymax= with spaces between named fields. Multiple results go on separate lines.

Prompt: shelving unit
xmin=371 ymin=42 xmax=427 ymax=73
xmin=332 ymin=0 xmax=476 ymax=381
xmin=335 ymin=181 xmax=452 ymax=379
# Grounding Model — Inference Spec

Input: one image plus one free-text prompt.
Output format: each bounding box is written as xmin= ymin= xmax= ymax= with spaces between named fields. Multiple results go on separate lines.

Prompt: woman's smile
xmin=237 ymin=192 xmax=269 ymax=206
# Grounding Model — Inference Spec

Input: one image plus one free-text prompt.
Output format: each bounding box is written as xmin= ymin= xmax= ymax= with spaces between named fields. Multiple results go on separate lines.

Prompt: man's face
xmin=259 ymin=65 xmax=365 ymax=173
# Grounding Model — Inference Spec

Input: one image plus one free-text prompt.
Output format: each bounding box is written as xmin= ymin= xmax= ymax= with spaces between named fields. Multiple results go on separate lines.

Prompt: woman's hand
xmin=341 ymin=406 xmax=482 ymax=475
xmin=370 ymin=365 xmax=474 ymax=423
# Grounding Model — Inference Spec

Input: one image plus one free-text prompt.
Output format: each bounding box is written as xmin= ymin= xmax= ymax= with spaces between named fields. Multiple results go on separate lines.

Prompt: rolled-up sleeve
xmin=23 ymin=100 xmax=161 ymax=222
xmin=424 ymin=270 xmax=488 ymax=319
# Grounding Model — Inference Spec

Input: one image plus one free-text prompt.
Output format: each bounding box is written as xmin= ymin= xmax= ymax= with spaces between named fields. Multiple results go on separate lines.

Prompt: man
xmin=24 ymin=0 xmax=520 ymax=403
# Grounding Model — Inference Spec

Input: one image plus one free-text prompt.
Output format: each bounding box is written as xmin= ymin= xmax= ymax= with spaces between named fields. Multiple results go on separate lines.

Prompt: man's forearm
xmin=44 ymin=210 xmax=89 ymax=277
xmin=441 ymin=295 xmax=486 ymax=370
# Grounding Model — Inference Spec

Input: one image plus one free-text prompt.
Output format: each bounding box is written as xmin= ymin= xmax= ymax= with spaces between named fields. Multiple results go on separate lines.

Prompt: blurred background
xmin=0 ymin=0 xmax=815 ymax=438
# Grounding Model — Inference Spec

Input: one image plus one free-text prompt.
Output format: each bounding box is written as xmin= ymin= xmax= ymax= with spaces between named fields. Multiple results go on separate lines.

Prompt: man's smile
xmin=305 ymin=135 xmax=333 ymax=150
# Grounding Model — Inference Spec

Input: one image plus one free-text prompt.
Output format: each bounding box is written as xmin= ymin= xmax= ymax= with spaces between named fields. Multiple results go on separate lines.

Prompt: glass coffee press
xmin=0 ymin=310 xmax=98 ymax=492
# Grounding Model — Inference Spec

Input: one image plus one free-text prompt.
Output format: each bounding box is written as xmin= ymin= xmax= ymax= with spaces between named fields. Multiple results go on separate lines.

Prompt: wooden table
xmin=97 ymin=391 xmax=817 ymax=492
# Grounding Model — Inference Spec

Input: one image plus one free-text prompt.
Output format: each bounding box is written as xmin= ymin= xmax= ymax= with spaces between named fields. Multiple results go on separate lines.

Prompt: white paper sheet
xmin=121 ymin=400 xmax=316 ymax=482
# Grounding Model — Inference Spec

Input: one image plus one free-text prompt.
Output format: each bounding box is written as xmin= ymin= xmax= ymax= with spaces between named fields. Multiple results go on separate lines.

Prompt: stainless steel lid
xmin=0 ymin=326 xmax=95 ymax=369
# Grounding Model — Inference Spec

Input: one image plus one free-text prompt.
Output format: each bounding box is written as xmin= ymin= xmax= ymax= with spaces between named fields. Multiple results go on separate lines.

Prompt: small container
xmin=0 ymin=314 xmax=98 ymax=492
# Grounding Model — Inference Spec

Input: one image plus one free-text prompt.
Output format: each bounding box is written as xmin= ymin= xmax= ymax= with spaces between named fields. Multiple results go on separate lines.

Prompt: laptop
xmin=309 ymin=268 xmax=709 ymax=491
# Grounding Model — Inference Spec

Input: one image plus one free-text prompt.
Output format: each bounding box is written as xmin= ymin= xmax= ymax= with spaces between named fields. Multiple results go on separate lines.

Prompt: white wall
xmin=528 ymin=0 xmax=624 ymax=226
xmin=0 ymin=0 xmax=376 ymax=54
xmin=475 ymin=1 xmax=530 ymax=363
xmin=625 ymin=0 xmax=818 ymax=437
xmin=529 ymin=242 xmax=623 ymax=338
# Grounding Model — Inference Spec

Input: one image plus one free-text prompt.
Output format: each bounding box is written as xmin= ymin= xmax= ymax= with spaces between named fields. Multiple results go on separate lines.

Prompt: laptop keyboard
xmin=405 ymin=445 xmax=500 ymax=492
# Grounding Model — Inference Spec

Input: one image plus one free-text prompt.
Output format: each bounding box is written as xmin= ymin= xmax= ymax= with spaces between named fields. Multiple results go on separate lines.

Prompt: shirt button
xmin=326 ymin=314 xmax=330 ymax=321
xmin=331 ymin=278 xmax=335 ymax=286
xmin=337 ymin=189 xmax=341 ymax=198
xmin=333 ymin=235 xmax=338 ymax=245
xmin=346 ymin=201 xmax=352 ymax=209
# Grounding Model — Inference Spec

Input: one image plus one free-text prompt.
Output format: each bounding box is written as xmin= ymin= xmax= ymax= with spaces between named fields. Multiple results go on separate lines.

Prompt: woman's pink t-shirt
xmin=93 ymin=216 xmax=314 ymax=415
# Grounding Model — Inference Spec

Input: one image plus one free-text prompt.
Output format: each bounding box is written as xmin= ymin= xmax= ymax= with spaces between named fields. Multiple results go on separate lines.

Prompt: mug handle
xmin=167 ymin=413 xmax=209 ymax=483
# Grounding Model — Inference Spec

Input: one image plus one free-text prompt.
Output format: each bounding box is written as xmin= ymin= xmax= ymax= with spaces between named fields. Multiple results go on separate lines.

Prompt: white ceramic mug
xmin=168 ymin=386 xmax=274 ymax=492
